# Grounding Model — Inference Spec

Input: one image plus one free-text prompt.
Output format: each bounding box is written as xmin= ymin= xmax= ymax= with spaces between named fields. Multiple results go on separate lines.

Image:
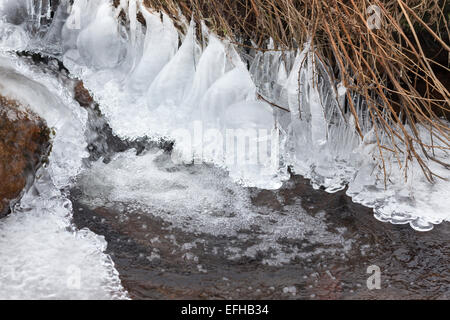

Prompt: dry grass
xmin=139 ymin=0 xmax=449 ymax=182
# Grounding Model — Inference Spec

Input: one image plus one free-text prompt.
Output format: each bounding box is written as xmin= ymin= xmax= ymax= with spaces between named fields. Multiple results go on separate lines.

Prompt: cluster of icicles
xmin=1 ymin=1 xmax=449 ymax=230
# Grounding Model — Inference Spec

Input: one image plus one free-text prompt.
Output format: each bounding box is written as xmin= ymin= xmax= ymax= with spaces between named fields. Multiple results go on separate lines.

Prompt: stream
xmin=0 ymin=0 xmax=448 ymax=300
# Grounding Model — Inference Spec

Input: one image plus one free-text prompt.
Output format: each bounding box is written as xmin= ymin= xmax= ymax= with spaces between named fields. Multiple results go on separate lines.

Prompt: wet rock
xmin=74 ymin=81 xmax=94 ymax=108
xmin=0 ymin=95 xmax=51 ymax=217
xmin=73 ymin=80 xmax=174 ymax=163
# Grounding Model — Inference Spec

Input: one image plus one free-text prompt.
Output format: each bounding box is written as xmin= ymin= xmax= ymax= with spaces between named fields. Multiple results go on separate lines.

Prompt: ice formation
xmin=50 ymin=0 xmax=449 ymax=230
xmin=77 ymin=149 xmax=354 ymax=266
xmin=0 ymin=2 xmax=448 ymax=299
xmin=0 ymin=0 xmax=448 ymax=300
xmin=56 ymin=0 xmax=285 ymax=188
xmin=0 ymin=52 xmax=127 ymax=299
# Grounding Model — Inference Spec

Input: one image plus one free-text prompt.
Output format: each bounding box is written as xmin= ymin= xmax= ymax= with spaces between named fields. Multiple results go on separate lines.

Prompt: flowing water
xmin=70 ymin=151 xmax=450 ymax=299
xmin=0 ymin=0 xmax=448 ymax=299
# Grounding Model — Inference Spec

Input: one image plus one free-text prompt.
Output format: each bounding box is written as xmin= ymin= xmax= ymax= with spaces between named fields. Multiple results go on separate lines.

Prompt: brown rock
xmin=0 ymin=95 xmax=51 ymax=217
xmin=74 ymin=81 xmax=93 ymax=108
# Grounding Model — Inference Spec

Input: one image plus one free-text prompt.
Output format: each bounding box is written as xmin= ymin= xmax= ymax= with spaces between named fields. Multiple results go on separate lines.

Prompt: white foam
xmin=77 ymin=149 xmax=354 ymax=266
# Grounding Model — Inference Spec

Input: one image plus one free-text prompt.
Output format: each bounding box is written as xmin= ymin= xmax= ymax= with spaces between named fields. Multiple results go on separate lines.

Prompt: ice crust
xmin=77 ymin=149 xmax=354 ymax=266
xmin=0 ymin=52 xmax=128 ymax=299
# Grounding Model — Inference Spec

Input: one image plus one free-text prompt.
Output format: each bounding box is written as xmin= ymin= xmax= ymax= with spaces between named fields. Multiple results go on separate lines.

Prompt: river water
xmin=70 ymin=172 xmax=449 ymax=299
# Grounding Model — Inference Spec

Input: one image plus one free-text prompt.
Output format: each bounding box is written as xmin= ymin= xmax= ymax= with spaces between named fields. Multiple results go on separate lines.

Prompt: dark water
xmin=70 ymin=173 xmax=450 ymax=300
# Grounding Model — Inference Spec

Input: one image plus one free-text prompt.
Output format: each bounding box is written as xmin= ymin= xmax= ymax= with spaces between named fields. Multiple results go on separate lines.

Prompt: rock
xmin=74 ymin=81 xmax=93 ymax=108
xmin=0 ymin=95 xmax=51 ymax=217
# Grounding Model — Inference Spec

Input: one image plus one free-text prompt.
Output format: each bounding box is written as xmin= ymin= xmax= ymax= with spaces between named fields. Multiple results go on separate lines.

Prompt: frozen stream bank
xmin=0 ymin=0 xmax=449 ymax=299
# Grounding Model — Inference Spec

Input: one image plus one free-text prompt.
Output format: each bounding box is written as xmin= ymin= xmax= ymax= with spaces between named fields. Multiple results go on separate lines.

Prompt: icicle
xmin=128 ymin=0 xmax=137 ymax=46
xmin=305 ymin=51 xmax=328 ymax=145
xmin=46 ymin=0 xmax=52 ymax=20
xmin=285 ymin=47 xmax=308 ymax=119
xmin=183 ymin=33 xmax=228 ymax=116
xmin=36 ymin=0 xmax=42 ymax=29
xmin=75 ymin=1 xmax=128 ymax=69
xmin=128 ymin=10 xmax=178 ymax=93
xmin=146 ymin=19 xmax=201 ymax=109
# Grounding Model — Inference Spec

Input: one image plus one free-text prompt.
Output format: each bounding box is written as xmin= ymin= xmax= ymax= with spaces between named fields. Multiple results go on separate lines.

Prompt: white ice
xmin=55 ymin=0 xmax=450 ymax=230
xmin=0 ymin=4 xmax=447 ymax=292
xmin=0 ymin=52 xmax=128 ymax=299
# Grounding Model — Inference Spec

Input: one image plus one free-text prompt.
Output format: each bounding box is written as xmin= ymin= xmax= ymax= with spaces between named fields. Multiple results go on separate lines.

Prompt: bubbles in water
xmin=76 ymin=149 xmax=354 ymax=266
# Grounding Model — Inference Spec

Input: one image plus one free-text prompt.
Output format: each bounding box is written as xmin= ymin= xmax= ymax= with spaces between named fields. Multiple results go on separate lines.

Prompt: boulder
xmin=0 ymin=95 xmax=51 ymax=217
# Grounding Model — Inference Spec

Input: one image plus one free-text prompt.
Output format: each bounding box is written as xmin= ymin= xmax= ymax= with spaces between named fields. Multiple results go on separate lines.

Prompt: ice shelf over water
xmin=0 ymin=0 xmax=448 ymax=300
xmin=53 ymin=0 xmax=449 ymax=230
xmin=77 ymin=149 xmax=354 ymax=266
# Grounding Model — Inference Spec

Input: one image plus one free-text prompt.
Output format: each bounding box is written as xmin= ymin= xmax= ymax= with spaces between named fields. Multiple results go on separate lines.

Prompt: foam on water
xmin=77 ymin=149 xmax=354 ymax=266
